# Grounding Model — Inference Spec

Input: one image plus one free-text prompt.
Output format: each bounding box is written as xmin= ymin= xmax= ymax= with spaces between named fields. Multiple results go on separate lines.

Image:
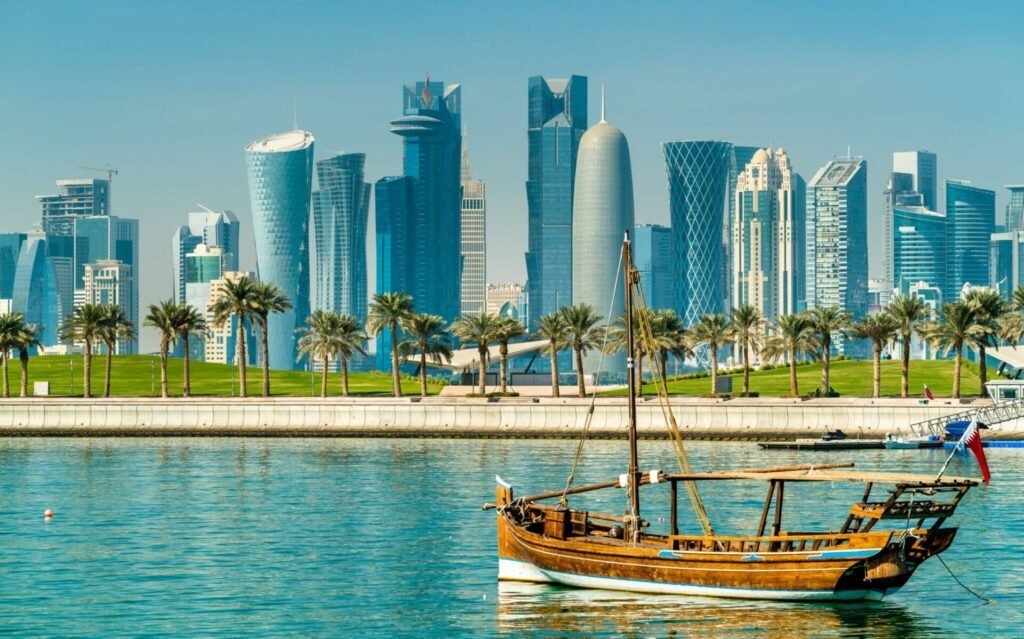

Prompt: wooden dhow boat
xmin=486 ymin=235 xmax=980 ymax=602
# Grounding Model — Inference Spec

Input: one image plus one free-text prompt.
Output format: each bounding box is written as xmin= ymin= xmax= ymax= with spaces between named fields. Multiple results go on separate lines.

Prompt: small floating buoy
xmin=44 ymin=509 xmax=53 ymax=520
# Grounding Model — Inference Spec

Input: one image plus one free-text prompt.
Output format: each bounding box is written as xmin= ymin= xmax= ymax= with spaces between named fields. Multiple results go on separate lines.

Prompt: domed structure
xmin=572 ymin=111 xmax=635 ymax=377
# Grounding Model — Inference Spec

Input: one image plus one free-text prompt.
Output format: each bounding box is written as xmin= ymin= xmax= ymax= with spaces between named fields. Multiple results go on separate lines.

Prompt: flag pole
xmin=935 ymin=418 xmax=974 ymax=482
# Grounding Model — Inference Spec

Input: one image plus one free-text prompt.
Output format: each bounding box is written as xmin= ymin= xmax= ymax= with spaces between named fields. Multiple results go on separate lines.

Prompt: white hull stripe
xmin=498 ymin=559 xmax=887 ymax=602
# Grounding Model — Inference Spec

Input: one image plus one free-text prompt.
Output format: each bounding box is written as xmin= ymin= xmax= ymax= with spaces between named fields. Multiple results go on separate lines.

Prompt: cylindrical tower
xmin=245 ymin=129 xmax=314 ymax=371
xmin=572 ymin=118 xmax=635 ymax=377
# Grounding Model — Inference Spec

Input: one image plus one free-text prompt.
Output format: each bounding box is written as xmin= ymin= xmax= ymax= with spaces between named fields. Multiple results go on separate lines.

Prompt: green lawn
xmin=1 ymin=355 xmax=442 ymax=397
xmin=605 ymin=359 xmax=985 ymax=398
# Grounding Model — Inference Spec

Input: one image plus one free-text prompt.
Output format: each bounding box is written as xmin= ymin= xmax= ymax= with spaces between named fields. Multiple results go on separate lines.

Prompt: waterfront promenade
xmin=0 ymin=396 xmax=1016 ymax=439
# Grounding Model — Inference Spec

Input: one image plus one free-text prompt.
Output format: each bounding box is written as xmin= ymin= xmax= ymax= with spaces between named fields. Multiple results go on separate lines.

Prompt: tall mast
xmin=623 ymin=232 xmax=640 ymax=534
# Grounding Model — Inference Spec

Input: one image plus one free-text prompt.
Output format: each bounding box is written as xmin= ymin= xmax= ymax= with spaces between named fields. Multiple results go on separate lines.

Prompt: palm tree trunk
xmin=236 ymin=313 xmax=248 ymax=398
xmin=549 ymin=345 xmax=560 ymax=398
xmin=901 ymin=330 xmax=910 ymax=398
xmin=341 ymin=357 xmax=350 ymax=397
xmin=575 ymin=346 xmax=586 ymax=397
xmin=321 ymin=354 xmax=328 ymax=398
xmin=660 ymin=350 xmax=668 ymax=382
xmin=182 ymin=334 xmax=191 ymax=398
xmin=19 ymin=350 xmax=28 ymax=397
xmin=710 ymin=344 xmax=719 ymax=395
xmin=83 ymin=342 xmax=92 ymax=398
xmin=260 ymin=317 xmax=270 ymax=397
xmin=420 ymin=352 xmax=428 ymax=397
xmin=160 ymin=343 xmax=169 ymax=398
xmin=872 ymin=343 xmax=882 ymax=398
xmin=953 ymin=346 xmax=962 ymax=399
xmin=104 ymin=346 xmax=112 ymax=397
xmin=979 ymin=344 xmax=988 ymax=397
xmin=389 ymin=323 xmax=402 ymax=398
xmin=499 ymin=350 xmax=508 ymax=394
xmin=1 ymin=351 xmax=8 ymax=398
xmin=821 ymin=335 xmax=831 ymax=393
xmin=788 ymin=344 xmax=799 ymax=397
xmin=478 ymin=346 xmax=487 ymax=395
xmin=742 ymin=341 xmax=751 ymax=395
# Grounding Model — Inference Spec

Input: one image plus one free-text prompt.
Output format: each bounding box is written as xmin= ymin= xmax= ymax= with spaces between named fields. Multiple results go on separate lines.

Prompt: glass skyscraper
xmin=11 ymin=233 xmax=60 ymax=347
xmin=0 ymin=233 xmax=26 ymax=300
xmin=1005 ymin=185 xmax=1024 ymax=232
xmin=245 ymin=129 xmax=314 ymax=371
xmin=663 ymin=140 xmax=733 ymax=328
xmin=991 ymin=231 xmax=1024 ymax=297
xmin=633 ymin=224 xmax=672 ymax=311
xmin=313 ymin=153 xmax=370 ymax=321
xmin=893 ymin=151 xmax=938 ymax=210
xmin=946 ymin=179 xmax=995 ymax=295
xmin=460 ymin=132 xmax=487 ymax=316
xmin=572 ymin=110 xmax=634 ymax=376
xmin=806 ymin=158 xmax=868 ymax=355
xmin=893 ymin=206 xmax=948 ymax=298
xmin=37 ymin=178 xmax=110 ymax=228
xmin=525 ymin=75 xmax=587 ymax=331
xmin=375 ymin=77 xmax=462 ymax=368
xmin=171 ymin=208 xmax=240 ymax=304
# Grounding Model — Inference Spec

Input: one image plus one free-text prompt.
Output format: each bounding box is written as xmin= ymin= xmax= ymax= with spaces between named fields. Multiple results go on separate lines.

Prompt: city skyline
xmin=2 ymin=2 xmax=1023 ymax=351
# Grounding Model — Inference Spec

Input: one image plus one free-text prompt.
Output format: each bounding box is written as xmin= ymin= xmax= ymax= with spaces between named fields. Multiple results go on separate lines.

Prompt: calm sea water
xmin=0 ymin=437 xmax=1020 ymax=638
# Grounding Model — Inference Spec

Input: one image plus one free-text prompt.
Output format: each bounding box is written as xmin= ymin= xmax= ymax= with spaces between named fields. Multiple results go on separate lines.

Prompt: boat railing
xmin=667 ymin=531 xmax=888 ymax=553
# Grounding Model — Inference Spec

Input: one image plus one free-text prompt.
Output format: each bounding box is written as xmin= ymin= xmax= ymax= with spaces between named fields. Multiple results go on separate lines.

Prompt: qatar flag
xmin=960 ymin=420 xmax=992 ymax=484
xmin=924 ymin=385 xmax=935 ymax=401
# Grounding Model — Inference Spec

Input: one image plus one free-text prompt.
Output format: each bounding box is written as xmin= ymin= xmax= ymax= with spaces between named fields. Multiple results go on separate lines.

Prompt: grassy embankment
xmin=604 ymin=359 xmax=984 ymax=398
xmin=1 ymin=355 xmax=443 ymax=397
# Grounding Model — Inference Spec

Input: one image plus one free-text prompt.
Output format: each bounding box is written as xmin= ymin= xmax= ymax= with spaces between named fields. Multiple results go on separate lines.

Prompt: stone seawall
xmin=0 ymin=396 xmax=1018 ymax=439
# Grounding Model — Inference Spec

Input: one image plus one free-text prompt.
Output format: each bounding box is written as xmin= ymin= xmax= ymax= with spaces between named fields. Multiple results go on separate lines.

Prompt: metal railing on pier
xmin=910 ymin=396 xmax=1024 ymax=437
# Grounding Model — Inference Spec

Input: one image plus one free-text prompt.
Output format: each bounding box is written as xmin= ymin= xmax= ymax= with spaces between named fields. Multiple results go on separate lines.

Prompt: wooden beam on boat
xmin=710 ymin=462 xmax=855 ymax=475
xmin=663 ymin=469 xmax=980 ymax=486
xmin=756 ymin=480 xmax=776 ymax=537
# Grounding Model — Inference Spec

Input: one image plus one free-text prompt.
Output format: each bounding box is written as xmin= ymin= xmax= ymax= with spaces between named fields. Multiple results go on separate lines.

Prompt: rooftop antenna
xmin=847 ymin=144 xmax=852 ymax=159
xmin=600 ymin=84 xmax=606 ymax=123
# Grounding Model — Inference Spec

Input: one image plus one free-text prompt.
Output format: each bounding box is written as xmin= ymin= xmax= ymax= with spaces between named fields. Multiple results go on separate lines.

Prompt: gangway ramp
xmin=909 ymin=396 xmax=1024 ymax=437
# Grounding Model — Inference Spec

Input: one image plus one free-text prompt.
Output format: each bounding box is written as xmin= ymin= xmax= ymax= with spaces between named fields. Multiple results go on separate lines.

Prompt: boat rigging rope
xmin=559 ymin=248 xmax=625 ymax=508
xmin=936 ymin=555 xmax=993 ymax=604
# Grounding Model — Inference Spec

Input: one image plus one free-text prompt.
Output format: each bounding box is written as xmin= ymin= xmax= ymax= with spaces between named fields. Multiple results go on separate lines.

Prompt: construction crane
xmin=80 ymin=164 xmax=119 ymax=183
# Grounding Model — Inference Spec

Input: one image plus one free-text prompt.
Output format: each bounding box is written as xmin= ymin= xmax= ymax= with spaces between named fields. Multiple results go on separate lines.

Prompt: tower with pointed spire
xmin=460 ymin=128 xmax=487 ymax=315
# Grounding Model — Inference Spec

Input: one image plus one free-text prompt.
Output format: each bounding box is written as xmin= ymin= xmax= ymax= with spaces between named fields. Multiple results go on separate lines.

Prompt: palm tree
xmin=561 ymin=304 xmax=604 ymax=397
xmin=99 ymin=305 xmax=136 ymax=398
xmin=173 ymin=303 xmax=206 ymax=398
xmin=603 ymin=310 xmax=652 ymax=397
xmin=0 ymin=313 xmax=25 ymax=398
xmin=399 ymin=313 xmax=453 ymax=396
xmin=690 ymin=314 xmax=733 ymax=395
xmin=58 ymin=304 xmax=108 ymax=398
xmin=1012 ymin=284 xmax=1024 ymax=312
xmin=492 ymin=316 xmax=527 ymax=394
xmin=451 ymin=311 xmax=500 ymax=395
xmin=849 ymin=313 xmax=899 ymax=398
xmin=144 ymin=300 xmax=179 ymax=398
xmin=334 ymin=314 xmax=367 ymax=397
xmin=964 ymin=288 xmax=1006 ymax=396
xmin=366 ymin=292 xmax=415 ymax=397
xmin=762 ymin=313 xmax=818 ymax=397
xmin=919 ymin=301 xmax=984 ymax=399
xmin=251 ymin=281 xmax=292 ymax=397
xmin=14 ymin=322 xmax=42 ymax=397
xmin=806 ymin=306 xmax=852 ymax=395
xmin=534 ymin=312 xmax=569 ymax=398
xmin=297 ymin=310 xmax=344 ymax=398
xmin=650 ymin=309 xmax=688 ymax=382
xmin=886 ymin=294 xmax=931 ymax=398
xmin=210 ymin=276 xmax=257 ymax=398
xmin=731 ymin=305 xmax=763 ymax=396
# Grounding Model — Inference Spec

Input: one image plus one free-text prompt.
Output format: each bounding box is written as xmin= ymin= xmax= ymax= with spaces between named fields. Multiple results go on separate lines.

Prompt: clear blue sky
xmin=1 ymin=1 xmax=1022 ymax=351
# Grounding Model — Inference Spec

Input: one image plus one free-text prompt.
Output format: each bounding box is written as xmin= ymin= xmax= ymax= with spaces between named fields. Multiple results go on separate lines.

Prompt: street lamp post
xmin=69 ymin=359 xmax=74 ymax=397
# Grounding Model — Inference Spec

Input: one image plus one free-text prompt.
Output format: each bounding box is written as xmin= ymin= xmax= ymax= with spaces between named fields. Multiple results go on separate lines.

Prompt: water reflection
xmin=496 ymin=582 xmax=944 ymax=639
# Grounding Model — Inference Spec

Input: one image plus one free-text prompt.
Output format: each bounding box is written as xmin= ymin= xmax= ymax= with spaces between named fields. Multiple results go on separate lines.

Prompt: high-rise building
xmin=893 ymin=151 xmax=938 ymax=210
xmin=893 ymin=206 xmax=948 ymax=299
xmin=37 ymin=179 xmax=110 ymax=229
xmin=486 ymin=282 xmax=525 ymax=320
xmin=946 ymin=180 xmax=995 ymax=294
xmin=313 ymin=153 xmax=370 ymax=321
xmin=806 ymin=157 xmax=868 ymax=354
xmin=572 ymin=103 xmax=634 ymax=375
xmin=244 ymin=129 xmax=314 ymax=370
xmin=11 ymin=233 xmax=60 ymax=347
xmin=182 ymin=243 xmax=227 ymax=356
xmin=663 ymin=140 xmax=733 ymax=329
xmin=1005 ymin=185 xmax=1024 ymax=232
xmin=0 ymin=233 xmax=27 ymax=300
xmin=633 ymin=224 xmax=672 ymax=311
xmin=460 ymin=132 xmax=486 ymax=315
xmin=525 ymin=75 xmax=588 ymax=333
xmin=375 ymin=76 xmax=462 ymax=369
xmin=990 ymin=231 xmax=1024 ymax=297
xmin=204 ymin=270 xmax=257 ymax=366
xmin=171 ymin=208 xmax=240 ymax=304
xmin=882 ymin=172 xmax=915 ymax=287
xmin=83 ymin=260 xmax=135 ymax=353
xmin=730 ymin=148 xmax=803 ymax=321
